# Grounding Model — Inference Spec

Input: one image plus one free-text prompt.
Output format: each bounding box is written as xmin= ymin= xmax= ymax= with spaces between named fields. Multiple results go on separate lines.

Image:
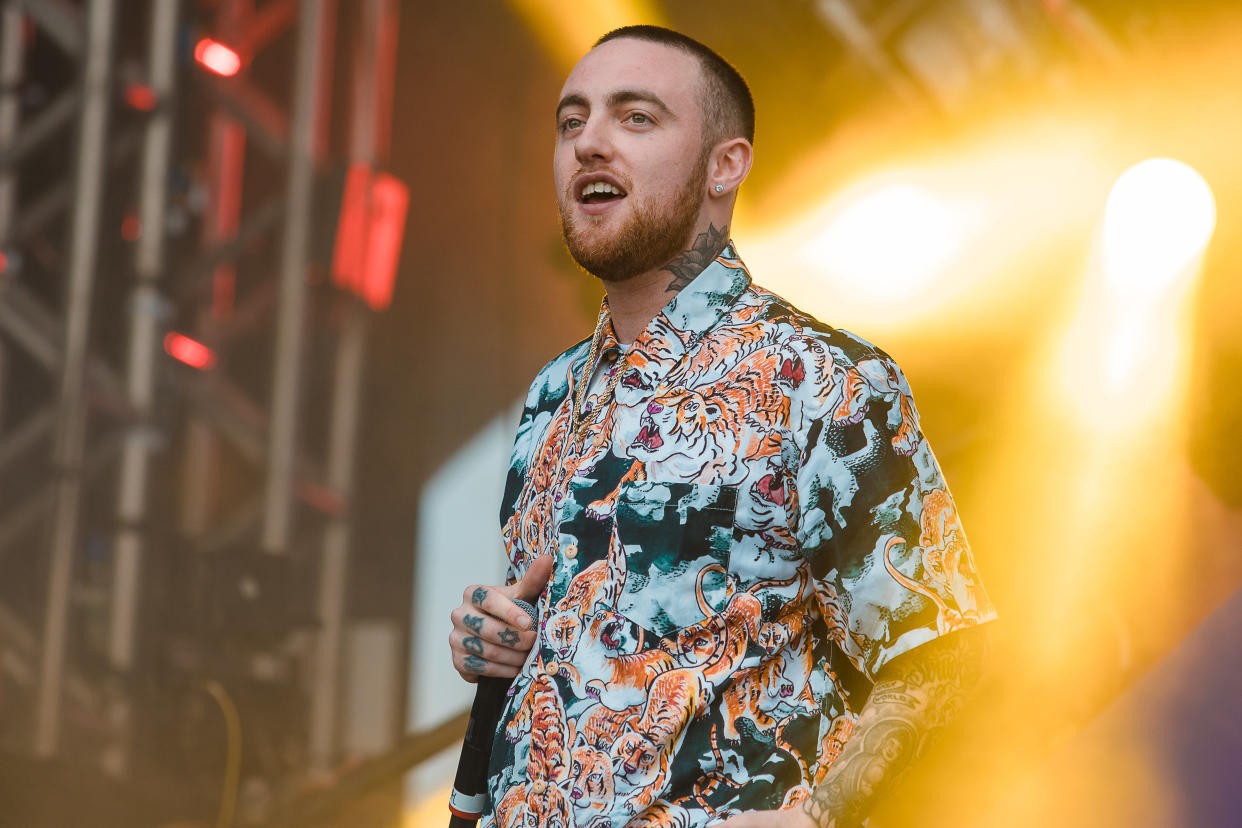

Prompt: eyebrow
xmin=555 ymin=88 xmax=675 ymax=120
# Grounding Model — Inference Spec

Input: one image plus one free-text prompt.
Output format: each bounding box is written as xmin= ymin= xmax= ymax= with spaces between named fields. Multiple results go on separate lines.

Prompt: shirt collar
xmin=573 ymin=242 xmax=752 ymax=398
xmin=601 ymin=240 xmax=751 ymax=391
xmin=652 ymin=240 xmax=751 ymax=346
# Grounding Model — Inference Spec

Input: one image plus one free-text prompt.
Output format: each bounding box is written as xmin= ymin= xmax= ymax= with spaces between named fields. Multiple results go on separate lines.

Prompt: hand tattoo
xmin=499 ymin=628 xmax=519 ymax=646
xmin=464 ymin=655 xmax=486 ymax=674
xmin=464 ymin=613 xmax=484 ymax=634
xmin=471 ymin=587 xmax=488 ymax=606
xmin=463 ymin=636 xmax=484 ymax=655
xmin=662 ymin=223 xmax=729 ymax=293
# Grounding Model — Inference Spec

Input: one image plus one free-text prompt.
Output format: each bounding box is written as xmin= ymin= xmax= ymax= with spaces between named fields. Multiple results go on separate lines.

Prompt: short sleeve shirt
xmin=484 ymin=244 xmax=996 ymax=827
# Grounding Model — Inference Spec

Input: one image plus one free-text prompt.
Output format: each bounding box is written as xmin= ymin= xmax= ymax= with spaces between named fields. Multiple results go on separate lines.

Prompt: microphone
xmin=448 ymin=597 xmax=539 ymax=828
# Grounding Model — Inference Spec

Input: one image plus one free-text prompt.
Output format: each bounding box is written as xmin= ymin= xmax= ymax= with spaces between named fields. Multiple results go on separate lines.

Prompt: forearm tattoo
xmin=463 ymin=636 xmax=484 ymax=655
xmin=464 ymin=655 xmax=486 ymax=674
xmin=802 ymin=628 xmax=987 ymax=828
xmin=662 ymin=223 xmax=729 ymax=293
xmin=471 ymin=587 xmax=488 ymax=605
xmin=464 ymin=613 xmax=484 ymax=634
xmin=499 ymin=628 xmax=519 ymax=646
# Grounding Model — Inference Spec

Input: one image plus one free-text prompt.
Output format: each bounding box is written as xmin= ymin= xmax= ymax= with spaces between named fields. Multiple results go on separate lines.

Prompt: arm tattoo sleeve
xmin=662 ymin=223 xmax=729 ymax=293
xmin=802 ymin=627 xmax=987 ymax=828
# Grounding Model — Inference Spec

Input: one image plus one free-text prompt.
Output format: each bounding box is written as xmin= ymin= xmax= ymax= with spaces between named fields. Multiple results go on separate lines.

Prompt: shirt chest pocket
xmin=609 ymin=481 xmax=739 ymax=641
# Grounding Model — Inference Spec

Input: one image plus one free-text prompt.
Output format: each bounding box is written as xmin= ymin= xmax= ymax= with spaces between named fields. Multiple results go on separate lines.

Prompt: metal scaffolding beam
xmin=109 ymin=0 xmax=180 ymax=677
xmin=309 ymin=0 xmax=398 ymax=772
xmin=34 ymin=0 xmax=118 ymax=758
xmin=261 ymin=0 xmax=333 ymax=556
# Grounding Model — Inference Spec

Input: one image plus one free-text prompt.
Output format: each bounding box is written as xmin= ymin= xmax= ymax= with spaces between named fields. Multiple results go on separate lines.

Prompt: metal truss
xmin=0 ymin=0 xmax=401 ymax=799
xmin=814 ymin=0 xmax=1120 ymax=109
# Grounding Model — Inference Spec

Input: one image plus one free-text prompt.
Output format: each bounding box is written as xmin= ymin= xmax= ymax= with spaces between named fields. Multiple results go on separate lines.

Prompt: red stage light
xmin=363 ymin=173 xmax=409 ymax=311
xmin=164 ymin=332 xmax=216 ymax=370
xmin=124 ymin=82 xmax=158 ymax=112
xmin=121 ymin=213 xmax=142 ymax=242
xmin=0 ymin=250 xmax=7 ymax=274
xmin=331 ymin=164 xmax=409 ymax=311
xmin=194 ymin=38 xmax=242 ymax=78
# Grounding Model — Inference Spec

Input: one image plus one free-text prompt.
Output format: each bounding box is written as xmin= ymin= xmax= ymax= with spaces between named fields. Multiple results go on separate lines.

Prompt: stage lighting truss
xmin=814 ymin=0 xmax=1121 ymax=110
xmin=0 ymin=0 xmax=402 ymax=793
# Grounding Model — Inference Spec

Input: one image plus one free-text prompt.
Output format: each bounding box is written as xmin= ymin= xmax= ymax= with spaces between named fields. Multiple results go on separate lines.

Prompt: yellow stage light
xmin=797 ymin=181 xmax=986 ymax=307
xmin=1055 ymin=158 xmax=1216 ymax=431
xmin=1101 ymin=158 xmax=1217 ymax=297
xmin=739 ymin=124 xmax=1113 ymax=336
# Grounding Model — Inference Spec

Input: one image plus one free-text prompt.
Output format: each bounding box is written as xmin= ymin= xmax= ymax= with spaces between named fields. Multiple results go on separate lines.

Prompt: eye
xmin=560 ymin=115 xmax=585 ymax=133
xmin=626 ymin=111 xmax=654 ymax=127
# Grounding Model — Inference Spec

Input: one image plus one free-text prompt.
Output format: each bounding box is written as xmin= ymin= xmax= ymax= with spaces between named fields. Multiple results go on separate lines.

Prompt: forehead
xmin=560 ymin=38 xmax=702 ymax=109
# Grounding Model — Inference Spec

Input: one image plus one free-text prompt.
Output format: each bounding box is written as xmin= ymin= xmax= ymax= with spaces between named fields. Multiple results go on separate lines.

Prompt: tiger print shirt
xmin=485 ymin=242 xmax=996 ymax=827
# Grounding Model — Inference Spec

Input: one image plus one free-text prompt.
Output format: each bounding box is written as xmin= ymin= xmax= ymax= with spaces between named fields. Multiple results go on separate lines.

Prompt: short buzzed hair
xmin=594 ymin=25 xmax=755 ymax=150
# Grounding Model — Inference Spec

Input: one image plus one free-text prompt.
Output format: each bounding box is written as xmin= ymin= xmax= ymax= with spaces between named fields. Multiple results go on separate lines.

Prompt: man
xmin=449 ymin=25 xmax=995 ymax=828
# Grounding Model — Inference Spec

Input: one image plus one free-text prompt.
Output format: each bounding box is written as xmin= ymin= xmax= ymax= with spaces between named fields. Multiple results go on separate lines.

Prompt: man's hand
xmin=716 ymin=808 xmax=816 ymax=828
xmin=449 ymin=556 xmax=554 ymax=682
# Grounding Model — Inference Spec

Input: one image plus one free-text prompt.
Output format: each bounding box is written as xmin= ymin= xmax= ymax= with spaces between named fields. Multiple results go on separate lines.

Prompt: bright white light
xmin=799 ymin=182 xmax=984 ymax=305
xmin=194 ymin=38 xmax=242 ymax=78
xmin=1101 ymin=158 xmax=1216 ymax=295
xmin=1056 ymin=158 xmax=1215 ymax=433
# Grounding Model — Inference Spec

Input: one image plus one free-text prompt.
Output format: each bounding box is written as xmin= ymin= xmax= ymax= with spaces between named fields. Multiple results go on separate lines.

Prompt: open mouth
xmin=622 ymin=369 xmax=648 ymax=389
xmin=756 ymin=470 xmax=785 ymax=505
xmin=580 ymin=181 xmax=626 ymax=203
xmin=634 ymin=416 xmax=664 ymax=452
xmin=600 ymin=620 xmax=622 ymax=650
xmin=778 ymin=355 xmax=805 ymax=387
xmin=574 ymin=173 xmax=628 ymax=212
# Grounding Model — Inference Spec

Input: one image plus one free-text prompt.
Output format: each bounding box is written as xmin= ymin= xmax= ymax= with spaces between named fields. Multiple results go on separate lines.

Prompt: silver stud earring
xmin=715 ymin=184 xmax=724 ymax=193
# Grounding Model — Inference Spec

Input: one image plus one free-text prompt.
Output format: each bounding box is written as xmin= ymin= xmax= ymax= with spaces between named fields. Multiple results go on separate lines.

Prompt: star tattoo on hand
xmin=499 ymin=628 xmax=519 ymax=646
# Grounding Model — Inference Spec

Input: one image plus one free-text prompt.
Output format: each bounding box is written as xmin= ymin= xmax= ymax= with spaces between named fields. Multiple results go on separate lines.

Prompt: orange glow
xmin=194 ymin=38 xmax=242 ymax=77
xmin=163 ymin=332 xmax=216 ymax=370
xmin=505 ymin=0 xmax=667 ymax=70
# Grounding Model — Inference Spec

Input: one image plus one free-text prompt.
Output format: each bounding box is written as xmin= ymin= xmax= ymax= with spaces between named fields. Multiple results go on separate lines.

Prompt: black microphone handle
xmin=447 ymin=597 xmax=539 ymax=827
xmin=448 ymin=676 xmax=512 ymax=823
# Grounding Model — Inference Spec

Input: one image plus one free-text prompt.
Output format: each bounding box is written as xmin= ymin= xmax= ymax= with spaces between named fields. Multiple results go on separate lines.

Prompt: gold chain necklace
xmin=571 ymin=307 xmax=625 ymax=440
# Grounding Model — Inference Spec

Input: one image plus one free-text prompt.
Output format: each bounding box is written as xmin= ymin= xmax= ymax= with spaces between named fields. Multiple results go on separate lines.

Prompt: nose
xmin=574 ymin=116 xmax=614 ymax=165
xmin=647 ymin=401 xmax=663 ymax=414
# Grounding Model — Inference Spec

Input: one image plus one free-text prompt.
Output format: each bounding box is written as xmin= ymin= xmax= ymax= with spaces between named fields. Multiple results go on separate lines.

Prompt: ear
xmin=708 ymin=137 xmax=754 ymax=198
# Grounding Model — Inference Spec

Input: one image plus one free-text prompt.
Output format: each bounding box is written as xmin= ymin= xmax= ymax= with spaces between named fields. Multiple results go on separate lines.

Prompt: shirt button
xmin=564 ymin=543 xmax=578 ymax=559
xmin=531 ymin=779 xmax=547 ymax=795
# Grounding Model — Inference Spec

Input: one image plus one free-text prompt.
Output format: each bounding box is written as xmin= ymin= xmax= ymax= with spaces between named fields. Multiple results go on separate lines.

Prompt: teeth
xmin=581 ymin=180 xmax=623 ymax=197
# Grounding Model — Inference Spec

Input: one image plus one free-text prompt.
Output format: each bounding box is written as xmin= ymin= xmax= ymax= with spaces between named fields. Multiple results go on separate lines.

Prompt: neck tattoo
xmin=662 ymin=223 xmax=729 ymax=293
